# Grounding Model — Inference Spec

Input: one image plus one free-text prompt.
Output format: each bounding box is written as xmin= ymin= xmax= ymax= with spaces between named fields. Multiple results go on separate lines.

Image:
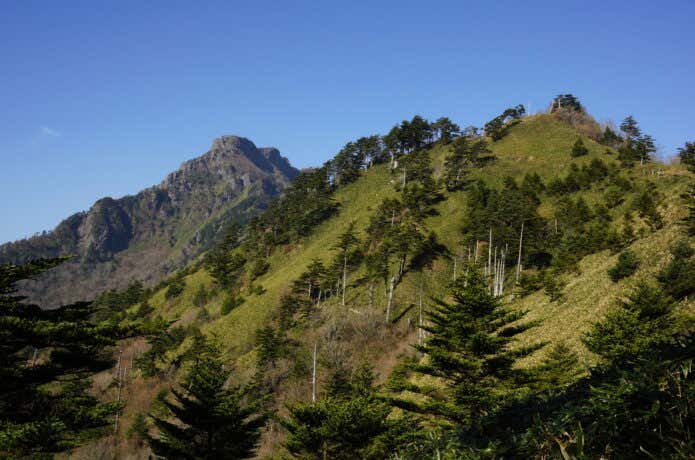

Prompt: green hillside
xmin=147 ymin=114 xmax=689 ymax=365
xmin=61 ymin=110 xmax=694 ymax=459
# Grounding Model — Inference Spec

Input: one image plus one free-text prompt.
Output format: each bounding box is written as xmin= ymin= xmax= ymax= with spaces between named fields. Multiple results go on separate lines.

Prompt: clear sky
xmin=1 ymin=0 xmax=694 ymax=243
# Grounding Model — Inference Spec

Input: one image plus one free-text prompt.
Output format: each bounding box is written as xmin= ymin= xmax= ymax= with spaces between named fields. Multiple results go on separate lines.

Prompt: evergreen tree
xmin=529 ymin=343 xmax=583 ymax=391
xmin=577 ymin=285 xmax=694 ymax=457
xmin=0 ymin=258 xmax=120 ymax=458
xmin=620 ymin=115 xmax=641 ymax=140
xmin=570 ymin=137 xmax=588 ymax=157
xmin=678 ymin=141 xmax=695 ymax=171
xmin=333 ymin=222 xmax=361 ymax=306
xmin=484 ymin=105 xmax=525 ymax=141
xmin=443 ymin=137 xmax=490 ymax=190
xmin=282 ymin=366 xmax=410 ymax=460
xmin=392 ymin=270 xmax=541 ymax=426
xmin=657 ymin=239 xmax=695 ymax=300
xmin=607 ymin=249 xmax=640 ymax=282
xmin=682 ymin=183 xmax=695 ymax=236
xmin=600 ymin=126 xmax=622 ymax=147
xmin=205 ymin=222 xmax=244 ymax=288
xmin=147 ymin=338 xmax=266 ymax=459
xmin=551 ymin=94 xmax=583 ymax=112
xmin=432 ymin=117 xmax=461 ymax=144
xmin=330 ymin=141 xmax=365 ymax=185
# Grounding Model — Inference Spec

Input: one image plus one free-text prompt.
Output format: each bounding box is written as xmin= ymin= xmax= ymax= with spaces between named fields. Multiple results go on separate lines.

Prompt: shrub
xmin=608 ymin=249 xmax=640 ymax=282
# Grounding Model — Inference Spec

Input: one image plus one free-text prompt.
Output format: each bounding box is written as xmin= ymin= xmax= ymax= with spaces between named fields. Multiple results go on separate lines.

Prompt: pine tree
xmin=0 ymin=258 xmax=120 ymax=457
xmin=147 ymin=338 xmax=266 ymax=459
xmin=393 ymin=270 xmax=541 ymax=426
xmin=443 ymin=137 xmax=490 ymax=191
xmin=432 ymin=117 xmax=461 ymax=144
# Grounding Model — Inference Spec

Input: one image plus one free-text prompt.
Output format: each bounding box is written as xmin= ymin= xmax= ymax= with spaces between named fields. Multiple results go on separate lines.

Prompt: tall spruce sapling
xmin=656 ymin=240 xmax=695 ymax=300
xmin=570 ymin=137 xmax=589 ymax=157
xmin=577 ymin=285 xmax=694 ymax=457
xmin=147 ymin=337 xmax=266 ymax=460
xmin=392 ymin=269 xmax=542 ymax=426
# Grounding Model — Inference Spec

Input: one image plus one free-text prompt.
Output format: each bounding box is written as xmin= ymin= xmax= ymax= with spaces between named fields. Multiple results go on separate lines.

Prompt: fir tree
xmin=678 ymin=141 xmax=695 ymax=171
xmin=147 ymin=338 xmax=266 ymax=459
xmin=607 ymin=249 xmax=640 ymax=282
xmin=282 ymin=366 xmax=411 ymax=460
xmin=0 ymin=258 xmax=120 ymax=457
xmin=657 ymin=239 xmax=695 ymax=300
xmin=570 ymin=137 xmax=588 ymax=157
xmin=393 ymin=270 xmax=541 ymax=426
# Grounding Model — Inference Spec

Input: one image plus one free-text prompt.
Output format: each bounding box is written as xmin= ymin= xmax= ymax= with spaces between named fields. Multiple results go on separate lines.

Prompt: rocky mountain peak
xmin=0 ymin=134 xmax=299 ymax=307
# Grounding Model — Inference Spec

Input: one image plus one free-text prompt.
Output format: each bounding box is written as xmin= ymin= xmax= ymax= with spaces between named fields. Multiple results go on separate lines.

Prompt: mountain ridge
xmin=0 ymin=135 xmax=298 ymax=307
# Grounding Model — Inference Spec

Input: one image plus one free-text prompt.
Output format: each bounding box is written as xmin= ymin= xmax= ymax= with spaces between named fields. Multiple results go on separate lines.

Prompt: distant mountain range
xmin=0 ymin=135 xmax=298 ymax=307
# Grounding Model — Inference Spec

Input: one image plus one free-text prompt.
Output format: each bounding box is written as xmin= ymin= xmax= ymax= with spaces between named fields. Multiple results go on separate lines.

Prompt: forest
xmin=1 ymin=95 xmax=694 ymax=459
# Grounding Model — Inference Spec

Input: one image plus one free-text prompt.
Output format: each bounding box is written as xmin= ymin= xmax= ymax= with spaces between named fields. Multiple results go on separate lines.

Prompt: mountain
xmin=86 ymin=112 xmax=692 ymax=457
xmin=19 ymin=108 xmax=693 ymax=459
xmin=0 ymin=135 xmax=298 ymax=307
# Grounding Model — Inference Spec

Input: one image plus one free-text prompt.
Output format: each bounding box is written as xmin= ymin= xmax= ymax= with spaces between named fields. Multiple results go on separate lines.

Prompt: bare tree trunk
xmin=369 ymin=282 xmax=374 ymax=307
xmin=342 ymin=254 xmax=347 ymax=306
xmin=311 ymin=342 xmax=317 ymax=403
xmin=453 ymin=256 xmax=457 ymax=281
xmin=386 ymin=276 xmax=395 ymax=323
xmin=516 ymin=222 xmax=524 ymax=283
xmin=487 ymin=229 xmax=492 ymax=276
xmin=418 ymin=277 xmax=424 ymax=345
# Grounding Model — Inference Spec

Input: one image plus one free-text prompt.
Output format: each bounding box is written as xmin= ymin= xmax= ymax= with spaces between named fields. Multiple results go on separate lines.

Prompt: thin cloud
xmin=40 ymin=126 xmax=60 ymax=137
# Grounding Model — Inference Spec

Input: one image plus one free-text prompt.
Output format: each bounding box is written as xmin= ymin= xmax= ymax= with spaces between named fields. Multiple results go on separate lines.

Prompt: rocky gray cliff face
xmin=0 ymin=136 xmax=298 ymax=307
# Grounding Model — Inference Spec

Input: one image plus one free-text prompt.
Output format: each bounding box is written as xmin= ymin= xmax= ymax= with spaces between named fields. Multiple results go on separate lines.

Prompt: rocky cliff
xmin=0 ymin=136 xmax=298 ymax=307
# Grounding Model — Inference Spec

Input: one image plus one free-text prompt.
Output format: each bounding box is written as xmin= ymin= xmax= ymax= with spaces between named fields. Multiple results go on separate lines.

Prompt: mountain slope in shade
xmin=0 ymin=136 xmax=299 ymax=307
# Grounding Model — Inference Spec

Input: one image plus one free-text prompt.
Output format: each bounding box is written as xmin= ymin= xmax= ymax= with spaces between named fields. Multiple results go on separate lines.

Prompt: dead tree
xmin=516 ymin=222 xmax=524 ymax=283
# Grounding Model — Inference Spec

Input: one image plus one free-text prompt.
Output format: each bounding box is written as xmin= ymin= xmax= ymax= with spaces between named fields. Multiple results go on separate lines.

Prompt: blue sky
xmin=1 ymin=1 xmax=694 ymax=243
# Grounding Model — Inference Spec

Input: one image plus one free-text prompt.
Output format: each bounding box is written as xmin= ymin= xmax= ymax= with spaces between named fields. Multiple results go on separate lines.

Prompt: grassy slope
xmin=147 ymin=114 xmax=693 ymax=371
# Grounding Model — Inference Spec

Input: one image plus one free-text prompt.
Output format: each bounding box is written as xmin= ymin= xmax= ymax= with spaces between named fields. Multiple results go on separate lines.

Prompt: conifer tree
xmin=577 ymin=285 xmax=695 ymax=457
xmin=282 ymin=366 xmax=410 ymax=460
xmin=570 ymin=137 xmax=588 ymax=157
xmin=333 ymin=221 xmax=361 ymax=306
xmin=432 ymin=117 xmax=461 ymax=144
xmin=443 ymin=137 xmax=490 ymax=191
xmin=678 ymin=141 xmax=695 ymax=171
xmin=393 ymin=269 xmax=541 ymax=426
xmin=0 ymin=258 xmax=120 ymax=457
xmin=682 ymin=183 xmax=695 ymax=236
xmin=147 ymin=338 xmax=266 ymax=459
